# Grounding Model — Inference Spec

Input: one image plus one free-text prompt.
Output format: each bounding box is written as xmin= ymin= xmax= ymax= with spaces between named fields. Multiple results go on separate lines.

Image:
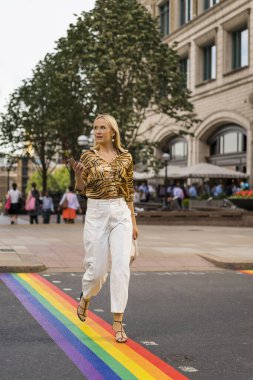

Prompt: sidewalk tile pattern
xmin=0 ymin=273 xmax=188 ymax=380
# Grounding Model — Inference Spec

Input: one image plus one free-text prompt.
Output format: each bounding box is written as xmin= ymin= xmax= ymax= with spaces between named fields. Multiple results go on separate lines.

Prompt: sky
xmin=0 ymin=0 xmax=95 ymax=113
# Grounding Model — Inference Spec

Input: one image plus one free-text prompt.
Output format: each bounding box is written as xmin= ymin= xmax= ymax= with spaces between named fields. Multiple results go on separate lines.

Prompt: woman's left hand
xmin=132 ymin=225 xmax=139 ymax=240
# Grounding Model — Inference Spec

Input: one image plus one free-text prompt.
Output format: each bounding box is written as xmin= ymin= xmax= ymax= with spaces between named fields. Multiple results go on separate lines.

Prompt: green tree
xmin=1 ymin=0 xmax=198 ymax=184
xmin=0 ymin=58 xmax=61 ymax=193
xmin=52 ymin=166 xmax=71 ymax=191
xmin=26 ymin=166 xmax=70 ymax=194
xmin=0 ymin=51 xmax=92 ymax=190
xmin=58 ymin=0 xmax=198 ymax=161
xmin=38 ymin=51 xmax=94 ymax=184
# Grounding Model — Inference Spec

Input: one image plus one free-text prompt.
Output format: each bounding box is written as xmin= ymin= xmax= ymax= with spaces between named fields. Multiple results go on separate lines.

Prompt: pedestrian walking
xmin=59 ymin=186 xmax=81 ymax=224
xmin=26 ymin=182 xmax=41 ymax=224
xmin=71 ymin=114 xmax=138 ymax=343
xmin=188 ymin=183 xmax=198 ymax=198
xmin=139 ymin=183 xmax=150 ymax=202
xmin=6 ymin=183 xmax=21 ymax=224
xmin=133 ymin=187 xmax=140 ymax=203
xmin=173 ymin=183 xmax=185 ymax=209
xmin=213 ymin=183 xmax=223 ymax=198
xmin=42 ymin=191 xmax=54 ymax=224
xmin=240 ymin=179 xmax=250 ymax=190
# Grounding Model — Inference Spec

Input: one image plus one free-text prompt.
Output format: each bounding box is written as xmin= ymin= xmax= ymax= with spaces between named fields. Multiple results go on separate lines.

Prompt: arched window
xmin=170 ymin=138 xmax=187 ymax=160
xmin=161 ymin=137 xmax=187 ymax=164
xmin=209 ymin=126 xmax=246 ymax=155
xmin=208 ymin=125 xmax=247 ymax=172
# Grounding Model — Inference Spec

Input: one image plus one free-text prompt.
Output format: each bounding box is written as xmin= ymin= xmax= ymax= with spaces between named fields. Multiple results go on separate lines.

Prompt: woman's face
xmin=94 ymin=118 xmax=114 ymax=145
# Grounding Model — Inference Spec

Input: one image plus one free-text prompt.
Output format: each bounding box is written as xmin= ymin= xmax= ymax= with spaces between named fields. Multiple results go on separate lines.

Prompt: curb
xmin=200 ymin=255 xmax=253 ymax=270
xmin=0 ymin=264 xmax=47 ymax=273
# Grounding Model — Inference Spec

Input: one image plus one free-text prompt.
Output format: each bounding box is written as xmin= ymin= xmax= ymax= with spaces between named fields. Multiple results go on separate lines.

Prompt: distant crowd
xmin=4 ymin=182 xmax=82 ymax=225
xmin=134 ymin=179 xmax=250 ymax=207
xmin=3 ymin=179 xmax=250 ymax=223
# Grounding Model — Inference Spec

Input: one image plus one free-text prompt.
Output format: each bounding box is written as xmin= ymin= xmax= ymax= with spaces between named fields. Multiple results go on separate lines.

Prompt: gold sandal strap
xmin=113 ymin=321 xmax=127 ymax=341
xmin=78 ymin=298 xmax=90 ymax=317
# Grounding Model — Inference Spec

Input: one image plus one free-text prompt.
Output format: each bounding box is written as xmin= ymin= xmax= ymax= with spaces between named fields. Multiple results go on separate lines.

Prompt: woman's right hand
xmin=72 ymin=161 xmax=85 ymax=180
xmin=73 ymin=162 xmax=87 ymax=193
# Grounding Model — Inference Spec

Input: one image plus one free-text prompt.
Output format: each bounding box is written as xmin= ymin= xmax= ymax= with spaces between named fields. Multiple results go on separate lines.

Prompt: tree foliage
xmin=0 ymin=63 xmax=60 ymax=192
xmin=57 ymin=0 xmax=198 ymax=148
xmin=26 ymin=166 xmax=70 ymax=194
xmin=1 ymin=0 xmax=198 ymax=188
xmin=0 ymin=51 xmax=91 ymax=191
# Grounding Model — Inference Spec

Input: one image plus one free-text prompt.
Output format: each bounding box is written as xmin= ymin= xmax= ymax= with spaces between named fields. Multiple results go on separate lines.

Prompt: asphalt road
xmin=1 ymin=271 xmax=253 ymax=380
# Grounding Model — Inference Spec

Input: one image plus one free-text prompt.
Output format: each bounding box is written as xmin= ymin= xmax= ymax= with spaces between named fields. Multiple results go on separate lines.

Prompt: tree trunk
xmin=42 ymin=164 xmax=47 ymax=194
xmin=70 ymin=169 xmax=75 ymax=188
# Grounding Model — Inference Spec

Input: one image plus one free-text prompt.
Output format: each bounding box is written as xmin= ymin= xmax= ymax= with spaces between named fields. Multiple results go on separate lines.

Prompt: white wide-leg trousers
xmin=82 ymin=198 xmax=132 ymax=313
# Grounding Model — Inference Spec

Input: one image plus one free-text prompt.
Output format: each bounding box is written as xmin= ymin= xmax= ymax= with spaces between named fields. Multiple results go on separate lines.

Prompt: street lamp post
xmin=77 ymin=131 xmax=94 ymax=151
xmin=4 ymin=156 xmax=17 ymax=192
xmin=77 ymin=135 xmax=88 ymax=147
xmin=162 ymin=153 xmax=170 ymax=209
xmin=7 ymin=167 xmax=11 ymax=190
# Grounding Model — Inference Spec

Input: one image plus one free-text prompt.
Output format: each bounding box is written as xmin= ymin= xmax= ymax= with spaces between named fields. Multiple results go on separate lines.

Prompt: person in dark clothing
xmin=26 ymin=182 xmax=41 ymax=224
xmin=42 ymin=191 xmax=54 ymax=224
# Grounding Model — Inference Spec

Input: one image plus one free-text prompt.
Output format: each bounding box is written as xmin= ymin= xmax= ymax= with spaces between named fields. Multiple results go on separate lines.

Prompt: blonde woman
xmin=72 ymin=114 xmax=138 ymax=343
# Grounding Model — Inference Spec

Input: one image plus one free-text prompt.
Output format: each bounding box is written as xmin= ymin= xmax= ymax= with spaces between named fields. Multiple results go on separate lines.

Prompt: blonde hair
xmin=92 ymin=114 xmax=127 ymax=153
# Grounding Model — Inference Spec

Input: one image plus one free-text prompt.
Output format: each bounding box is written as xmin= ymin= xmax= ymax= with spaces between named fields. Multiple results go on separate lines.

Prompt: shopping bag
xmin=4 ymin=197 xmax=11 ymax=210
xmin=61 ymin=197 xmax=68 ymax=210
xmin=25 ymin=196 xmax=36 ymax=211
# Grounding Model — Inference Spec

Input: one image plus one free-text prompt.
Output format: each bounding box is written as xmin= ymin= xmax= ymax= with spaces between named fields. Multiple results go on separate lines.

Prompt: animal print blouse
xmin=76 ymin=149 xmax=134 ymax=202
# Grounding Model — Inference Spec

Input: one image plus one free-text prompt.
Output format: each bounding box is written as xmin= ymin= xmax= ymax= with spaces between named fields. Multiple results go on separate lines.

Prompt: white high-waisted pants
xmin=82 ymin=198 xmax=132 ymax=313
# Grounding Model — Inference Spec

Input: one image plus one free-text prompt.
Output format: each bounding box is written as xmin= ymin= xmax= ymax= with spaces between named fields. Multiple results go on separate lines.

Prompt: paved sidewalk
xmin=0 ymin=213 xmax=253 ymax=272
xmin=0 ymin=214 xmax=29 ymax=225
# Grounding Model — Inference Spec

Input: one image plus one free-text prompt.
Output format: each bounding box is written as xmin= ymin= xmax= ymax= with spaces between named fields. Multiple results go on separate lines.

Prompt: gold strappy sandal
xmin=113 ymin=320 xmax=128 ymax=343
xmin=77 ymin=292 xmax=90 ymax=322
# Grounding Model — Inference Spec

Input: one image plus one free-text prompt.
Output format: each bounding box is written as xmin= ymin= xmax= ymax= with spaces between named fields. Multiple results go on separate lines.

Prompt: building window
xmin=180 ymin=0 xmax=192 ymax=26
xmin=203 ymin=44 xmax=216 ymax=80
xmin=179 ymin=57 xmax=190 ymax=88
xmin=232 ymin=28 xmax=248 ymax=70
xmin=160 ymin=1 xmax=170 ymax=36
xmin=210 ymin=127 xmax=247 ymax=155
xmin=204 ymin=0 xmax=219 ymax=10
xmin=170 ymin=139 xmax=188 ymax=160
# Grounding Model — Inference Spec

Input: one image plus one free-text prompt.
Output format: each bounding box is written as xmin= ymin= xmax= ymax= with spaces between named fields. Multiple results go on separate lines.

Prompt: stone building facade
xmin=139 ymin=0 xmax=253 ymax=183
xmin=0 ymin=157 xmax=30 ymax=201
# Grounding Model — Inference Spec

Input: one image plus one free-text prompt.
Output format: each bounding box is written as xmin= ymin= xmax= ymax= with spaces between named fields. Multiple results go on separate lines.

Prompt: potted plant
xmin=189 ymin=193 xmax=225 ymax=210
xmin=182 ymin=198 xmax=189 ymax=210
xmin=229 ymin=190 xmax=253 ymax=211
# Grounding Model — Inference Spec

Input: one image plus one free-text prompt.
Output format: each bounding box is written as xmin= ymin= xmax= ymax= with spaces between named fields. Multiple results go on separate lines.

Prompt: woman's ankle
xmin=113 ymin=312 xmax=123 ymax=322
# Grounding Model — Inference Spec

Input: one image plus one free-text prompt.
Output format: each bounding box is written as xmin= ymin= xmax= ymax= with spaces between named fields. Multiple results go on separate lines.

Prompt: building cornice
xmin=191 ymin=72 xmax=253 ymax=102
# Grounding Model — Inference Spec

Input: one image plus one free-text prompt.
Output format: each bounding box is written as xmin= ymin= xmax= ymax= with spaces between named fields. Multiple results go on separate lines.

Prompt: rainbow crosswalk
xmin=0 ymin=273 xmax=188 ymax=380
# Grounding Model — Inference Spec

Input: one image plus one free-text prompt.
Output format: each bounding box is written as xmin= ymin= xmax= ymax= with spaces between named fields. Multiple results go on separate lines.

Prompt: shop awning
xmin=175 ymin=163 xmax=248 ymax=179
xmin=133 ymin=165 xmax=183 ymax=180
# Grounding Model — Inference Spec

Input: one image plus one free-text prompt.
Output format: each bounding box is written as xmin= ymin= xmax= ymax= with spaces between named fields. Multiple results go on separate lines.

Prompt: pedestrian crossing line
xmin=12 ymin=274 xmax=186 ymax=379
xmin=0 ymin=273 xmax=188 ymax=380
xmin=15 ymin=276 xmax=145 ymax=379
xmin=24 ymin=274 xmax=181 ymax=380
xmin=239 ymin=270 xmax=253 ymax=275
